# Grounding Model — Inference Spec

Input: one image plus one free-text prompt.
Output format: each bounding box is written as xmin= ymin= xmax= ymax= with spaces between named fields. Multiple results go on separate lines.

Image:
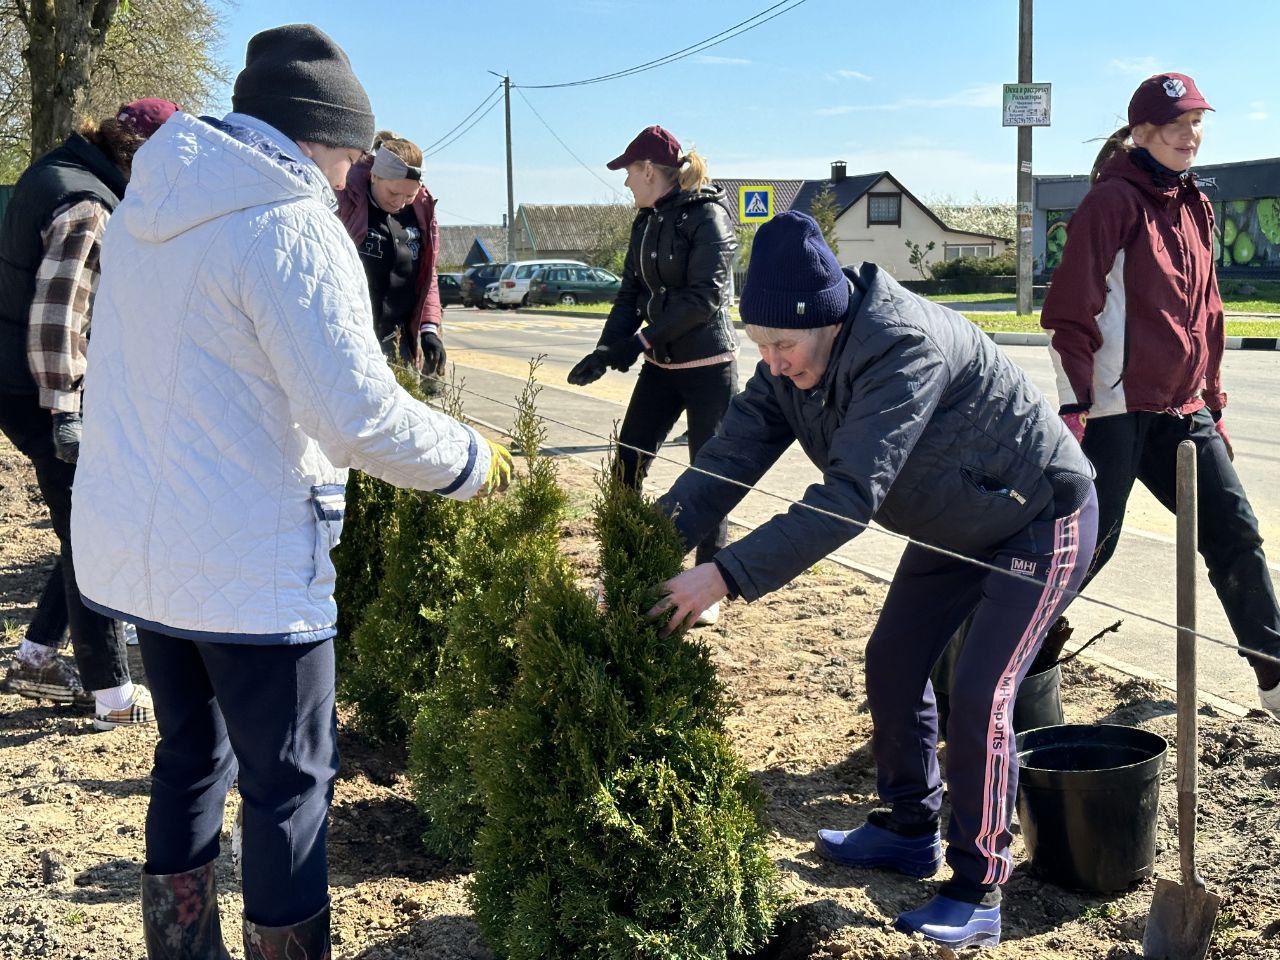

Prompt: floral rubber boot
xmin=243 ymin=903 xmax=331 ymax=960
xmin=141 ymin=859 xmax=231 ymax=959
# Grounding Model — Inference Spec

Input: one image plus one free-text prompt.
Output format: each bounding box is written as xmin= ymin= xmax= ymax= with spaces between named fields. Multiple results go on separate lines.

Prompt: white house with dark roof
xmin=717 ymin=162 xmax=1011 ymax=279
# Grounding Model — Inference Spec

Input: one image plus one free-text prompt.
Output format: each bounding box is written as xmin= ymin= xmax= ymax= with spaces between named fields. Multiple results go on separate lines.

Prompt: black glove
xmin=567 ymin=350 xmax=609 ymax=386
xmin=603 ymin=334 xmax=644 ymax=372
xmin=421 ymin=331 xmax=446 ymax=376
xmin=51 ymin=411 xmax=82 ymax=464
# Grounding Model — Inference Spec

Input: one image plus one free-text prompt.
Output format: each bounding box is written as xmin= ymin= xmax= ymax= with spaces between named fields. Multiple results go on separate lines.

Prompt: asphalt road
xmin=442 ymin=306 xmax=1280 ymax=710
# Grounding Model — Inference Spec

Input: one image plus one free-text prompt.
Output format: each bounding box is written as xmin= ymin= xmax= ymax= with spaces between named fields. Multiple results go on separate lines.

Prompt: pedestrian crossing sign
xmin=739 ymin=185 xmax=774 ymax=223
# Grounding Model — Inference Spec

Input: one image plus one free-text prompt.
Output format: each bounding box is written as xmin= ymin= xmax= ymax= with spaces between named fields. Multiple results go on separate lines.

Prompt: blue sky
xmin=211 ymin=0 xmax=1278 ymax=226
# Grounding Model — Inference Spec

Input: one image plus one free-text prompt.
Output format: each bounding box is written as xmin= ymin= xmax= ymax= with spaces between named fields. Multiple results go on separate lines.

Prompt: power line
xmin=433 ymin=376 xmax=1280 ymax=673
xmin=436 ymin=207 xmax=500 ymax=226
xmin=514 ymin=0 xmax=811 ymax=90
xmin=514 ymin=88 xmax=628 ymax=201
xmin=424 ymin=92 xmax=505 ymax=159
xmin=422 ymin=84 xmax=504 ymax=156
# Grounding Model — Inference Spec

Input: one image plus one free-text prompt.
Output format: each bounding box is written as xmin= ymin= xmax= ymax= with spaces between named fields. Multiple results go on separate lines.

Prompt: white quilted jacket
xmin=71 ymin=113 xmax=489 ymax=643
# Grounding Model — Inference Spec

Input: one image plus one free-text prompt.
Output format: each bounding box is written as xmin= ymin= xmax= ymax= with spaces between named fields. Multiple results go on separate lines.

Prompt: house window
xmin=867 ymin=193 xmax=901 ymax=226
xmin=943 ymin=244 xmax=994 ymax=260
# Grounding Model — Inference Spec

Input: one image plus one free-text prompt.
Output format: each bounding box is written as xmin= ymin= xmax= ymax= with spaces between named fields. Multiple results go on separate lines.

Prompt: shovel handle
xmin=1175 ymin=439 xmax=1203 ymax=889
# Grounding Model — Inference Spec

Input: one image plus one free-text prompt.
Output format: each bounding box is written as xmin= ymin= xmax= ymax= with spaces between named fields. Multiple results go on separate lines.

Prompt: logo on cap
xmin=1163 ymin=77 xmax=1186 ymax=99
xmin=797 ymin=302 xmax=806 ymax=315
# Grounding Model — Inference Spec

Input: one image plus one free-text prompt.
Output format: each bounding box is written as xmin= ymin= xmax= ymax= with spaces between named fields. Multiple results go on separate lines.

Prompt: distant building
xmin=716 ymin=162 xmax=1011 ymax=279
xmin=1035 ymin=156 xmax=1280 ymax=280
xmin=436 ymin=225 xmax=507 ymax=269
xmin=512 ymin=203 xmax=634 ymax=262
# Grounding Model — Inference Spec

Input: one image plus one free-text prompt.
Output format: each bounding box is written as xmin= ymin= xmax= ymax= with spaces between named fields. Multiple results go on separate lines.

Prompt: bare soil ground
xmin=1 ymin=436 xmax=1278 ymax=959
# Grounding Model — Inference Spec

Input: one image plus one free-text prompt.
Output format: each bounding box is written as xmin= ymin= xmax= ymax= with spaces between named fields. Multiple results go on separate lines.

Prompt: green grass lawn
xmin=521 ymin=303 xmax=1279 ymax=337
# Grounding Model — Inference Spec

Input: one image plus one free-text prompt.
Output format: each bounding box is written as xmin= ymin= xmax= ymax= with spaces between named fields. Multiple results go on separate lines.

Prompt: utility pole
xmin=1016 ymin=0 xmax=1033 ymax=316
xmin=503 ymin=74 xmax=516 ymax=262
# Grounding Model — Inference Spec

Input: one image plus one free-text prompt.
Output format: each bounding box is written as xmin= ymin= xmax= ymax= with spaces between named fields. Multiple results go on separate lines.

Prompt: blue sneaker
xmin=894 ymin=894 xmax=1001 ymax=949
xmin=814 ymin=822 xmax=943 ymax=878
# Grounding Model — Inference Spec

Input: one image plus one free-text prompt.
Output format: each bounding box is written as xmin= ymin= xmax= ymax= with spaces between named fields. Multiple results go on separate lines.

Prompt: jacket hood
xmin=117 ymin=112 xmax=335 ymax=243
xmin=1097 ymin=148 xmax=1198 ymax=203
xmin=657 ymin=183 xmax=728 ymax=210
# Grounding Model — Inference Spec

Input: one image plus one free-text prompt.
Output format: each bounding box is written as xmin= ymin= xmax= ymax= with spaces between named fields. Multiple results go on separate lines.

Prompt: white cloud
xmin=831 ymin=69 xmax=872 ymax=81
xmin=694 ymin=54 xmax=751 ymax=66
xmin=1247 ymin=100 xmax=1269 ymax=121
xmin=815 ymin=83 xmax=1002 ymax=116
xmin=1107 ymin=57 xmax=1160 ymax=76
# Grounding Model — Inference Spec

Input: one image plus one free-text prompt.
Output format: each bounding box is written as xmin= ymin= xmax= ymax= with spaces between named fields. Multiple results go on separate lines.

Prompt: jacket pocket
xmin=308 ymin=483 xmax=346 ymax=600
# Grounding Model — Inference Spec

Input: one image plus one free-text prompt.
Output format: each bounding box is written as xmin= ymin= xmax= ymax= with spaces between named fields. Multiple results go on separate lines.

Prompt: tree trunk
xmin=21 ymin=0 xmax=121 ymax=159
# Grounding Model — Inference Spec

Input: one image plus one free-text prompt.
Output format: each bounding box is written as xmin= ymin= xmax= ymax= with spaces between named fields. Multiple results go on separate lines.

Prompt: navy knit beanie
xmin=232 ymin=24 xmax=375 ymax=151
xmin=740 ymin=211 xmax=849 ymax=328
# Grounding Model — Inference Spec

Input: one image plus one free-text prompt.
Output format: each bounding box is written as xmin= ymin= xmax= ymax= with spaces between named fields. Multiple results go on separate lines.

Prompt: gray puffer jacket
xmin=661 ymin=263 xmax=1093 ymax=602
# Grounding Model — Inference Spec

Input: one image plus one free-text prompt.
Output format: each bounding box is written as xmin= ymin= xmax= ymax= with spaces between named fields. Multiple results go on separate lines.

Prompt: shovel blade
xmin=1143 ymin=877 xmax=1221 ymax=960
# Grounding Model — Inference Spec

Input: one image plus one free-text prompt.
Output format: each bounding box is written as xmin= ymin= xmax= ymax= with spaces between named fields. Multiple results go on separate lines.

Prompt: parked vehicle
xmin=526 ymin=265 xmax=622 ymax=306
xmin=461 ymin=262 xmax=507 ymax=308
xmin=490 ymin=259 xmax=589 ymax=307
xmin=437 ymin=272 xmax=463 ymax=307
xmin=483 ymin=281 xmax=502 ymax=307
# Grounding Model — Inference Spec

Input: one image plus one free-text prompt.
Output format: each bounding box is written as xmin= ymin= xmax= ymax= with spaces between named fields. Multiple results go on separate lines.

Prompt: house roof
xmin=516 ymin=203 xmax=634 ymax=253
xmin=714 ymin=172 xmax=1010 ymax=241
xmin=437 ymin=225 xmax=506 ymax=266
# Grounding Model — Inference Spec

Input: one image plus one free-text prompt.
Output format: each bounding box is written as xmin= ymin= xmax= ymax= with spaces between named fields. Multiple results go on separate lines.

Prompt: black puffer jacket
xmin=598 ymin=185 xmax=737 ymax=364
xmin=661 ymin=263 xmax=1094 ymax=602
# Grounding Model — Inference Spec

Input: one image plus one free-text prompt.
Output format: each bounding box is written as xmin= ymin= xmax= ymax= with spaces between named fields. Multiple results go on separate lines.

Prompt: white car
xmin=490 ymin=258 xmax=589 ymax=307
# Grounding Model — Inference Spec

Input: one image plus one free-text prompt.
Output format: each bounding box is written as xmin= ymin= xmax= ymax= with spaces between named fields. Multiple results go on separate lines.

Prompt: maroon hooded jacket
xmin=337 ymin=157 xmax=442 ymax=363
xmin=1040 ymin=149 xmax=1226 ymax=419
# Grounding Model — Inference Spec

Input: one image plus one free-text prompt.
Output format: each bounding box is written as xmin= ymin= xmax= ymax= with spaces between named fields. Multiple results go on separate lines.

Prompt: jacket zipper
xmin=639 ymin=213 xmax=658 ymax=334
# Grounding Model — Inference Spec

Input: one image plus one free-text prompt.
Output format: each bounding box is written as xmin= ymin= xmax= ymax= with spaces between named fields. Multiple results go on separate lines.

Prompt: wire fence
xmin=431 ymin=374 xmax=1280 ymax=675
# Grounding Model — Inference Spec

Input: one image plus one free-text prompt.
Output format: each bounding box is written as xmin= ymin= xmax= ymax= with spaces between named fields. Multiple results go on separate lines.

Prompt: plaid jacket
xmin=26 ymin=199 xmax=108 ymax=413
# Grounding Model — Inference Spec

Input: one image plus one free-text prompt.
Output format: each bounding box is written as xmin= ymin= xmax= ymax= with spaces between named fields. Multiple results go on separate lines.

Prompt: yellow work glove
xmin=479 ymin=438 xmax=514 ymax=497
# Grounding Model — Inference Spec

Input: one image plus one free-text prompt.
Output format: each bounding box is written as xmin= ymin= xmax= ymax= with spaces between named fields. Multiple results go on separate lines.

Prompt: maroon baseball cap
xmin=116 ymin=98 xmax=181 ymax=137
xmin=606 ymin=125 xmax=682 ymax=171
xmin=1127 ymin=73 xmax=1213 ymax=127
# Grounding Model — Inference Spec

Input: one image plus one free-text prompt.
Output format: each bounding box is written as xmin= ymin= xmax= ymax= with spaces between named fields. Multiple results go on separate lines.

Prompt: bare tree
xmin=2 ymin=0 xmax=227 ymax=178
xmin=15 ymin=0 xmax=122 ymax=159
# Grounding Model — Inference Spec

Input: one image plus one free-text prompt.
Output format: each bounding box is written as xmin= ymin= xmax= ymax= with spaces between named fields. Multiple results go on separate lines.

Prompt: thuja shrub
xmin=470 ymin=466 xmax=781 ymax=959
xmin=339 ymin=368 xmax=476 ymax=739
xmin=409 ymin=363 xmax=567 ymax=863
xmin=332 ymin=366 xmax=424 ymax=682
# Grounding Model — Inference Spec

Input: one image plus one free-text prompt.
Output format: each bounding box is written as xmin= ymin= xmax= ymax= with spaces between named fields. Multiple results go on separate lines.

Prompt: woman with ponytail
xmin=567 ymin=125 xmax=738 ymax=624
xmin=1042 ymin=74 xmax=1280 ymax=717
xmin=338 ymin=131 xmax=446 ymax=380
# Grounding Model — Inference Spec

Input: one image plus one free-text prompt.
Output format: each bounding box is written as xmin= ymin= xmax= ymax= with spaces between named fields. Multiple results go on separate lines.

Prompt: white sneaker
xmin=1259 ymin=681 xmax=1280 ymax=720
xmin=693 ymin=602 xmax=720 ymax=627
xmin=93 ymin=684 xmax=156 ymax=731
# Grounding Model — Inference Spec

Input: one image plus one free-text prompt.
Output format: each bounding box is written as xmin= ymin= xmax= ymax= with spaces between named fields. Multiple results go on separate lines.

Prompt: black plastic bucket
xmin=1016 ymin=723 xmax=1167 ymax=893
xmin=936 ymin=664 xmax=1064 ymax=739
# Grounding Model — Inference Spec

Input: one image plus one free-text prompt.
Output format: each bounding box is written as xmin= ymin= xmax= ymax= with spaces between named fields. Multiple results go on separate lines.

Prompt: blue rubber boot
xmin=894 ymin=894 xmax=1002 ymax=949
xmin=814 ymin=821 xmax=943 ymax=877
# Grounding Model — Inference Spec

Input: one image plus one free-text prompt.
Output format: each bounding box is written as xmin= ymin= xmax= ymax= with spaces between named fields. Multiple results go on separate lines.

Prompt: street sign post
xmin=739 ymin=185 xmax=774 ymax=223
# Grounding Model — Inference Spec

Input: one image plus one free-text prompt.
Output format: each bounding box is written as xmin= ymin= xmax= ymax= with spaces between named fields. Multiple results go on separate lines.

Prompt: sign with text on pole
xmin=1002 ymin=83 xmax=1052 ymax=127
xmin=739 ymin=185 xmax=774 ymax=223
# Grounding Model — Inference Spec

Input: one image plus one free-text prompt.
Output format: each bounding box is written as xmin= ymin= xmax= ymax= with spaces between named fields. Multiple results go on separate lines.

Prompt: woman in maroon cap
xmin=568 ymin=125 xmax=738 ymax=624
xmin=0 ymin=97 xmax=178 ymax=730
xmin=1041 ymin=73 xmax=1280 ymax=716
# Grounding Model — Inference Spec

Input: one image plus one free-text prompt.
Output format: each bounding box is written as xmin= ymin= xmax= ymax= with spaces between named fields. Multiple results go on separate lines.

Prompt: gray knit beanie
xmin=232 ymin=24 xmax=375 ymax=151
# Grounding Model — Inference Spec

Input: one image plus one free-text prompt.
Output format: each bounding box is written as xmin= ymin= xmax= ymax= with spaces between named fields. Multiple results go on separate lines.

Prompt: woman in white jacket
xmin=71 ymin=25 xmax=511 ymax=960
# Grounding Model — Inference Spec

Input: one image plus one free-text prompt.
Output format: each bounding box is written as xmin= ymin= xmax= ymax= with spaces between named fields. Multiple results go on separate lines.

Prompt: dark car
xmin=461 ymin=262 xmax=507 ymax=309
xmin=526 ymin=265 xmax=622 ymax=306
xmin=438 ymin=272 xmax=463 ymax=307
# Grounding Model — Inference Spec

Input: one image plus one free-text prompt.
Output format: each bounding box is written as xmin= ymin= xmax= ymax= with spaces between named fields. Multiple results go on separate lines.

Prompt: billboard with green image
xmin=1215 ymin=197 xmax=1280 ymax=271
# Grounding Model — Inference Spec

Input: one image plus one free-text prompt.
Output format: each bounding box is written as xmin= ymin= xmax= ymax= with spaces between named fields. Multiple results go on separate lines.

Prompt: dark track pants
xmin=865 ymin=488 xmax=1098 ymax=889
xmin=1081 ymin=408 xmax=1280 ymax=673
xmin=617 ymin=359 xmax=737 ymax=565
xmin=138 ymin=627 xmax=338 ymax=926
xmin=0 ymin=391 xmax=129 ymax=689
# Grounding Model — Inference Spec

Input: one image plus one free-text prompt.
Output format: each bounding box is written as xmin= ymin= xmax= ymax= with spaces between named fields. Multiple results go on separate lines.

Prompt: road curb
xmin=509 ymin=309 xmax=1280 ymax=351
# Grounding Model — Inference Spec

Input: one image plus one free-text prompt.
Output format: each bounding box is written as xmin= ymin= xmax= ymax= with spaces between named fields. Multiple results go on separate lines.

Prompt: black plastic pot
xmin=1016 ymin=723 xmax=1167 ymax=893
xmin=935 ymin=663 xmax=1064 ymax=739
